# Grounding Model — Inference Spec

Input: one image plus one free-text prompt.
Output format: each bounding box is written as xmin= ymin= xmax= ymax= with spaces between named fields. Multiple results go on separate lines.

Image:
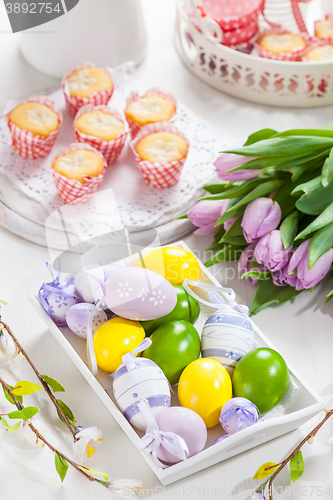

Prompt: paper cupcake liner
xmin=314 ymin=15 xmax=333 ymax=42
xmin=74 ymin=104 xmax=128 ymax=165
xmin=255 ymin=30 xmax=313 ymax=61
xmin=225 ymin=30 xmax=260 ymax=50
xmin=52 ymin=142 xmax=108 ymax=204
xmin=3 ymin=96 xmax=62 ymax=159
xmin=125 ymin=88 xmax=177 ymax=140
xmin=130 ymin=121 xmax=189 ymax=189
xmin=222 ymin=19 xmax=259 ymax=46
xmin=199 ymin=0 xmax=263 ymax=31
xmin=303 ymin=38 xmax=333 ymax=61
xmin=62 ymin=62 xmax=114 ymax=116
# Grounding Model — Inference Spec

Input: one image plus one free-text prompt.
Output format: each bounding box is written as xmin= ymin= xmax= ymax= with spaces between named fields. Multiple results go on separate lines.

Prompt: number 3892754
xmin=5 ymin=3 xmax=62 ymax=14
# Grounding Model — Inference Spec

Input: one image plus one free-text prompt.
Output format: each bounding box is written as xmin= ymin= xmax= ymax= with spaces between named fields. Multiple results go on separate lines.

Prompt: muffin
xmin=130 ymin=122 xmax=189 ymax=189
xmin=62 ymin=63 xmax=114 ymax=116
xmin=4 ymin=97 xmax=62 ymax=159
xmin=315 ymin=17 xmax=333 ymax=40
xmin=52 ymin=149 xmax=105 ymax=183
xmin=9 ymin=102 xmax=60 ymax=138
xmin=305 ymin=43 xmax=333 ymax=61
xmin=125 ymin=88 xmax=176 ymax=139
xmin=136 ymin=132 xmax=188 ymax=162
xmin=256 ymin=31 xmax=308 ymax=61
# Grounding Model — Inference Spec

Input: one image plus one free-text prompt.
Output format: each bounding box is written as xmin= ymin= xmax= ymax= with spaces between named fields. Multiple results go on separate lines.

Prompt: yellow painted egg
xmin=178 ymin=358 xmax=232 ymax=428
xmin=93 ymin=317 xmax=145 ymax=373
xmin=137 ymin=246 xmax=200 ymax=285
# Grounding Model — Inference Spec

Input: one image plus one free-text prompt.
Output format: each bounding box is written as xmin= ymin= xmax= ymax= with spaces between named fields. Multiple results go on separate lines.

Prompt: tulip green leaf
xmin=295 ymin=177 xmax=333 ymax=215
xmin=216 ymin=205 xmax=245 ymax=225
xmin=202 ymin=181 xmax=231 ymax=194
xmin=323 ymin=289 xmax=333 ymax=305
xmin=241 ymin=270 xmax=271 ymax=280
xmin=41 ymin=375 xmax=65 ymax=393
xmin=12 ymin=381 xmax=42 ymax=396
xmin=308 ymin=223 xmax=333 ymax=269
xmin=222 ymin=216 xmax=243 ymax=237
xmin=56 ymin=399 xmax=76 ymax=425
xmin=274 ymin=128 xmax=333 ymax=139
xmin=291 ymin=176 xmax=322 ymax=197
xmin=243 ymin=128 xmax=278 ymax=146
xmin=174 ymin=213 xmax=188 ymax=220
xmin=280 ymin=210 xmax=300 ymax=249
xmin=321 ymin=148 xmax=333 ymax=187
xmin=3 ymin=384 xmax=23 ymax=405
xmin=250 ymin=278 xmax=302 ymax=315
xmin=224 ymin=136 xmax=333 ymax=158
xmin=226 ymin=179 xmax=284 ymax=212
xmin=199 ymin=178 xmax=268 ymax=201
xmin=221 ymin=235 xmax=247 ymax=246
xmin=55 ymin=453 xmax=69 ymax=483
xmin=204 ymin=245 xmax=245 ymax=266
xmin=289 ymin=451 xmax=305 ymax=483
xmin=295 ymin=202 xmax=333 ymax=240
xmin=8 ymin=406 xmax=39 ymax=420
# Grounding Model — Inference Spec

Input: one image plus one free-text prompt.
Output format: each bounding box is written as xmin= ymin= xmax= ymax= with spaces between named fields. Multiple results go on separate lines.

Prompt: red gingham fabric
xmin=291 ymin=0 xmax=312 ymax=34
xmin=125 ymin=88 xmax=177 ymax=140
xmin=62 ymin=62 xmax=114 ymax=117
xmin=51 ymin=142 xmax=107 ymax=204
xmin=256 ymin=30 xmax=313 ymax=61
xmin=130 ymin=121 xmax=189 ymax=189
xmin=3 ymin=96 xmax=62 ymax=159
xmin=74 ymin=104 xmax=128 ymax=165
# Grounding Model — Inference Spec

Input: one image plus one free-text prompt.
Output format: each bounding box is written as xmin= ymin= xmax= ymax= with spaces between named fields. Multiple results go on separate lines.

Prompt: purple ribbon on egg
xmin=121 ymin=338 xmax=152 ymax=371
xmin=219 ymin=406 xmax=258 ymax=432
xmin=38 ymin=262 xmax=81 ymax=326
xmin=136 ymin=400 xmax=189 ymax=469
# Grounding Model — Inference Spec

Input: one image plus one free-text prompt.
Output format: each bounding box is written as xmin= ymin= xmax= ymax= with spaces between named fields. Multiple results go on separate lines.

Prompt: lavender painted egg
xmin=66 ymin=303 xmax=107 ymax=339
xmin=47 ymin=284 xmax=79 ymax=325
xmin=113 ymin=357 xmax=171 ymax=430
xmin=104 ymin=267 xmax=177 ymax=321
xmin=155 ymin=407 xmax=207 ymax=464
xmin=74 ymin=272 xmax=104 ymax=304
xmin=219 ymin=397 xmax=258 ymax=434
xmin=201 ymin=310 xmax=254 ymax=376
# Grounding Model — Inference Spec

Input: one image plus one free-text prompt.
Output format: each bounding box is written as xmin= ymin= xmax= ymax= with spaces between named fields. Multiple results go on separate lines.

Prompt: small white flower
xmin=116 ymin=282 xmax=133 ymax=299
xmin=74 ymin=425 xmax=103 ymax=458
xmin=225 ymin=349 xmax=237 ymax=359
xmin=0 ymin=333 xmax=18 ymax=360
xmin=149 ymin=290 xmax=166 ymax=306
xmin=213 ymin=313 xmax=224 ymax=322
xmin=138 ymin=288 xmax=149 ymax=301
xmin=22 ymin=417 xmax=45 ymax=448
xmin=107 ymin=479 xmax=143 ymax=497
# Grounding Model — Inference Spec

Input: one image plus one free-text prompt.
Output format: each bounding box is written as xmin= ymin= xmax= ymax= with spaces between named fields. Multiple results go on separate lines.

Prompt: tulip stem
xmin=267 ymin=408 xmax=333 ymax=500
xmin=0 ymin=376 xmax=96 ymax=482
xmin=0 ymin=316 xmax=76 ymax=440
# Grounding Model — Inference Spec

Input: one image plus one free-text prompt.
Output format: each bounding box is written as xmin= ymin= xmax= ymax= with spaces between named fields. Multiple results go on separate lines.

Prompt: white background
xmin=0 ymin=1 xmax=333 ymax=499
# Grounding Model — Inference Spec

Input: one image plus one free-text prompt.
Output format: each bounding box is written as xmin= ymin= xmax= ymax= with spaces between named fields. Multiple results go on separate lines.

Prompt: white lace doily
xmin=0 ymin=62 xmax=229 ymax=248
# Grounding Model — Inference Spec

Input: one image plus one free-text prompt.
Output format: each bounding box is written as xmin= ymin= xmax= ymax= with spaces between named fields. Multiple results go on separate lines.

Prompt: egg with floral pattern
xmin=66 ymin=303 xmax=107 ymax=339
xmin=46 ymin=284 xmax=79 ymax=325
xmin=103 ymin=267 xmax=177 ymax=321
xmin=201 ymin=310 xmax=254 ymax=377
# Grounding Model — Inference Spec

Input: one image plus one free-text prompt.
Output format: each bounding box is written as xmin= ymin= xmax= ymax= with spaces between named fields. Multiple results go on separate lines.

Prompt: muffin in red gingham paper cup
xmin=125 ymin=88 xmax=177 ymax=140
xmin=3 ymin=96 xmax=62 ymax=159
xmin=130 ymin=122 xmax=189 ymax=189
xmin=315 ymin=15 xmax=333 ymax=41
xmin=62 ymin=62 xmax=114 ymax=116
xmin=256 ymin=30 xmax=312 ymax=61
xmin=198 ymin=0 xmax=263 ymax=31
xmin=74 ymin=104 xmax=128 ymax=165
xmin=51 ymin=143 xmax=108 ymax=204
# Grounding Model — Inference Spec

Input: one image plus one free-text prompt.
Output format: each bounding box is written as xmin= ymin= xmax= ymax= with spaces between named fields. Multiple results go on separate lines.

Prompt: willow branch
xmin=0 ymin=317 xmax=76 ymax=440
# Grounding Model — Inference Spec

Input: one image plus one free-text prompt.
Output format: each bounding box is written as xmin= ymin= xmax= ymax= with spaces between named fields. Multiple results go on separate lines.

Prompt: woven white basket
xmin=175 ymin=0 xmax=333 ymax=108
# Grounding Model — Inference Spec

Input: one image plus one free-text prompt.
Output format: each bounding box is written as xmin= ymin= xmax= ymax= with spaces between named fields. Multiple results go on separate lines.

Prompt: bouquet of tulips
xmin=185 ymin=127 xmax=333 ymax=314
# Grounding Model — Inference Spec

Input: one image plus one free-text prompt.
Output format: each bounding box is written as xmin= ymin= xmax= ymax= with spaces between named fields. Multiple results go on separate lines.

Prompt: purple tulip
xmin=255 ymin=230 xmax=292 ymax=272
xmin=214 ymin=153 xmax=260 ymax=182
xmin=238 ymin=243 xmax=265 ymax=285
xmin=272 ymin=264 xmax=298 ymax=287
xmin=241 ymin=198 xmax=282 ymax=244
xmin=187 ymin=200 xmax=229 ymax=235
xmin=288 ymin=240 xmax=333 ymax=291
xmin=223 ymin=216 xmax=238 ymax=233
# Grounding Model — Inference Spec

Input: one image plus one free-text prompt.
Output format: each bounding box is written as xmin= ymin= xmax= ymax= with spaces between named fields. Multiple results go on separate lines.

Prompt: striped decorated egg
xmin=113 ymin=357 xmax=171 ymax=431
xmin=201 ymin=310 xmax=254 ymax=376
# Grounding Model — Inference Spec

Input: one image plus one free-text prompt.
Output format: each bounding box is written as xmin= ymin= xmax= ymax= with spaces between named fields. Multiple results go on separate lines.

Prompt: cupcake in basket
xmin=74 ymin=105 xmax=128 ymax=164
xmin=303 ymin=42 xmax=333 ymax=94
xmin=125 ymin=88 xmax=176 ymax=139
xmin=52 ymin=143 xmax=107 ymax=204
xmin=315 ymin=15 xmax=333 ymax=41
xmin=62 ymin=63 xmax=114 ymax=116
xmin=256 ymin=30 xmax=310 ymax=61
xmin=130 ymin=122 xmax=189 ymax=189
xmin=3 ymin=97 xmax=62 ymax=159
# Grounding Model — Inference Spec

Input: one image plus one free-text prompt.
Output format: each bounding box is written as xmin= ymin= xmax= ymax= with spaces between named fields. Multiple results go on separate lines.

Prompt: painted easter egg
xmin=219 ymin=397 xmax=258 ymax=434
xmin=232 ymin=348 xmax=289 ymax=414
xmin=143 ymin=320 xmax=200 ymax=385
xmin=113 ymin=357 xmax=171 ymax=430
xmin=137 ymin=246 xmax=201 ymax=285
xmin=155 ymin=407 xmax=207 ymax=464
xmin=93 ymin=317 xmax=145 ymax=373
xmin=201 ymin=310 xmax=254 ymax=376
xmin=103 ymin=267 xmax=177 ymax=321
xmin=74 ymin=272 xmax=104 ymax=304
xmin=66 ymin=303 xmax=107 ymax=339
xmin=178 ymin=358 xmax=232 ymax=428
xmin=47 ymin=284 xmax=79 ymax=325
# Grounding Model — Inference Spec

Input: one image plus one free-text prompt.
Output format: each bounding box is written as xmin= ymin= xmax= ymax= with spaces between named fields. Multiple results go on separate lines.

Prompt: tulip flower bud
xmin=214 ymin=153 xmax=260 ymax=182
xmin=288 ymin=240 xmax=333 ymax=290
xmin=187 ymin=200 xmax=229 ymax=235
xmin=241 ymin=198 xmax=281 ymax=244
xmin=255 ymin=230 xmax=292 ymax=273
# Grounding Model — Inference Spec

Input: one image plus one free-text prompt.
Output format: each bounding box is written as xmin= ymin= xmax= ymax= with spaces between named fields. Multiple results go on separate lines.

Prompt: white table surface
xmin=0 ymin=1 xmax=333 ymax=499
